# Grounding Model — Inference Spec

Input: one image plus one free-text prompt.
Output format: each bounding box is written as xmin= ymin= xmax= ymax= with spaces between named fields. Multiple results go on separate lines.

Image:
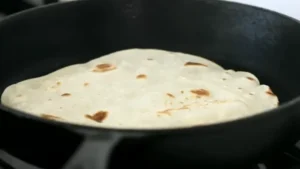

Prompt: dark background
xmin=0 ymin=0 xmax=59 ymax=16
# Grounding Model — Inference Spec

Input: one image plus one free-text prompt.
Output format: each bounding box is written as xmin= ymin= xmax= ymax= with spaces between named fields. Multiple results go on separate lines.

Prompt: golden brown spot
xmin=136 ymin=74 xmax=147 ymax=79
xmin=184 ymin=62 xmax=207 ymax=67
xmin=16 ymin=94 xmax=22 ymax=97
xmin=166 ymin=93 xmax=175 ymax=98
xmin=48 ymin=98 xmax=52 ymax=101
xmin=147 ymin=58 xmax=153 ymax=60
xmin=85 ymin=111 xmax=108 ymax=123
xmin=84 ymin=82 xmax=89 ymax=87
xmin=249 ymin=93 xmax=254 ymax=95
xmin=266 ymin=88 xmax=275 ymax=96
xmin=181 ymin=91 xmax=184 ymax=94
xmin=178 ymin=105 xmax=189 ymax=110
xmin=93 ymin=63 xmax=116 ymax=73
xmin=247 ymin=77 xmax=255 ymax=81
xmin=157 ymin=105 xmax=190 ymax=116
xmin=97 ymin=63 xmax=111 ymax=69
xmin=222 ymin=78 xmax=227 ymax=81
xmin=157 ymin=109 xmax=172 ymax=116
xmin=61 ymin=93 xmax=71 ymax=97
xmin=41 ymin=114 xmax=61 ymax=120
xmin=190 ymin=89 xmax=210 ymax=97
xmin=56 ymin=82 xmax=61 ymax=86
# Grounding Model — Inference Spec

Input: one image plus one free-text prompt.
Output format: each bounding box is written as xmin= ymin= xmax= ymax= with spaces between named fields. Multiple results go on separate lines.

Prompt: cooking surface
xmin=0 ymin=0 xmax=300 ymax=169
xmin=1 ymin=0 xmax=300 ymax=19
xmin=226 ymin=0 xmax=300 ymax=20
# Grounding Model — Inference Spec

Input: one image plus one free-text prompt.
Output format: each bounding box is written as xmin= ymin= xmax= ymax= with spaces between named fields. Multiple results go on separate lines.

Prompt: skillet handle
xmin=0 ymin=109 xmax=84 ymax=169
xmin=62 ymin=133 xmax=123 ymax=169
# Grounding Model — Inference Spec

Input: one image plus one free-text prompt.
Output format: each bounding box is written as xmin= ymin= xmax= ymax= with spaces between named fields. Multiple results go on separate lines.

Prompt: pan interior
xmin=0 ymin=0 xmax=300 ymax=126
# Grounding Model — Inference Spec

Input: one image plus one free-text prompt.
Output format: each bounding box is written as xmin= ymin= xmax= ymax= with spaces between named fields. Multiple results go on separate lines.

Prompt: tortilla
xmin=0 ymin=49 xmax=279 ymax=129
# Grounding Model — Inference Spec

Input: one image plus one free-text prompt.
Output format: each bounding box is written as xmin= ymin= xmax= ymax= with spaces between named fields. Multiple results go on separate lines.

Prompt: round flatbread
xmin=1 ymin=49 xmax=279 ymax=129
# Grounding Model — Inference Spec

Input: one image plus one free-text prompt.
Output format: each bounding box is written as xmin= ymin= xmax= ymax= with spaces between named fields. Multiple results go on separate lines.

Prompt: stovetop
xmin=1 ymin=143 xmax=300 ymax=169
xmin=1 ymin=1 xmax=300 ymax=169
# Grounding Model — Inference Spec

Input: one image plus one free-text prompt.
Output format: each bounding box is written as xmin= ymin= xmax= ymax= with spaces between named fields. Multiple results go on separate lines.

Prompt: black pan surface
xmin=1 ymin=0 xmax=300 ymax=168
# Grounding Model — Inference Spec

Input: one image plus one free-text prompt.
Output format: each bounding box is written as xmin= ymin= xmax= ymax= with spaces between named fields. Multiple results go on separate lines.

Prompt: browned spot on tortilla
xmin=184 ymin=62 xmax=207 ymax=67
xmin=266 ymin=88 xmax=275 ymax=96
xmin=238 ymin=87 xmax=242 ymax=90
xmin=16 ymin=94 xmax=22 ymax=97
xmin=56 ymin=82 xmax=61 ymax=86
xmin=166 ymin=93 xmax=175 ymax=98
xmin=157 ymin=109 xmax=172 ymax=116
xmin=48 ymin=98 xmax=52 ymax=101
xmin=249 ymin=93 xmax=254 ymax=95
xmin=157 ymin=105 xmax=190 ymax=116
xmin=41 ymin=114 xmax=62 ymax=120
xmin=147 ymin=58 xmax=153 ymax=60
xmin=247 ymin=77 xmax=255 ymax=81
xmin=136 ymin=74 xmax=147 ymax=79
xmin=84 ymin=82 xmax=89 ymax=86
xmin=61 ymin=93 xmax=71 ymax=97
xmin=85 ymin=111 xmax=108 ymax=123
xmin=190 ymin=89 xmax=210 ymax=97
xmin=93 ymin=63 xmax=116 ymax=73
xmin=222 ymin=78 xmax=227 ymax=81
xmin=181 ymin=91 xmax=184 ymax=94
xmin=97 ymin=63 xmax=111 ymax=69
xmin=178 ymin=105 xmax=189 ymax=110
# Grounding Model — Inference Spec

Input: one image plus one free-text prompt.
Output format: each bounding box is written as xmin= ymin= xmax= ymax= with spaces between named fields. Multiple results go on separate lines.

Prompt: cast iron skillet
xmin=1 ymin=0 xmax=300 ymax=169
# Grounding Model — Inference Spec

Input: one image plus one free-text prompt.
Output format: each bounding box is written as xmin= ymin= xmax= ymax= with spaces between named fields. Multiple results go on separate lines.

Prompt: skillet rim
xmin=0 ymin=0 xmax=299 ymax=135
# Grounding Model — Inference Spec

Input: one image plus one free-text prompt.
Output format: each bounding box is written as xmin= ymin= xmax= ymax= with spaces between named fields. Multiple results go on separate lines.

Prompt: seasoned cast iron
xmin=1 ymin=0 xmax=300 ymax=168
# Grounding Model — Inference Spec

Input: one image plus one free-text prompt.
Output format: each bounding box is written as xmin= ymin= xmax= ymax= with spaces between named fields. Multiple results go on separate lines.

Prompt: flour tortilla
xmin=1 ymin=48 xmax=279 ymax=129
